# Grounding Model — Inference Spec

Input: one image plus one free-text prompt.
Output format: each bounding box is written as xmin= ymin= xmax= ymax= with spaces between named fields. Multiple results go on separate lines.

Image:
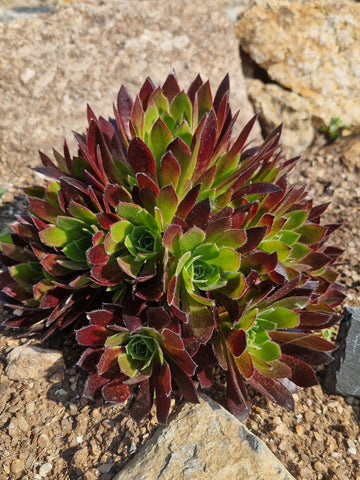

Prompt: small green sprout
xmin=319 ymin=116 xmax=351 ymax=141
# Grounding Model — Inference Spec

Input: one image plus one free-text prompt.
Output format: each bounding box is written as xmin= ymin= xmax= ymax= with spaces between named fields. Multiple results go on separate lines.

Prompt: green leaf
xmin=210 ymin=247 xmax=240 ymax=272
xmin=111 ymin=220 xmax=133 ymax=243
xmin=248 ymin=341 xmax=281 ymax=362
xmin=173 ymin=121 xmax=193 ymax=146
xmin=69 ymin=202 xmax=98 ymax=225
xmin=9 ymin=262 xmax=43 ymax=286
xmin=170 ymin=91 xmax=193 ymax=128
xmin=40 ymin=226 xmax=69 ymax=247
xmin=289 ymin=243 xmax=310 ymax=261
xmin=257 ymin=307 xmax=299 ymax=329
xmin=258 ymin=239 xmax=291 ymax=262
xmin=179 ymin=227 xmax=206 ymax=253
xmin=63 ymin=236 xmax=92 ymax=262
xmin=296 ymin=224 xmax=326 ymax=244
xmin=283 ymin=211 xmax=307 ymax=230
xmin=105 ymin=332 xmax=129 ymax=347
xmin=118 ymin=353 xmax=139 ymax=377
xmin=156 ymin=185 xmax=178 ymax=226
xmin=278 ymin=230 xmax=300 ymax=246
xmin=150 ymin=118 xmax=173 ymax=167
xmin=117 ymin=203 xmax=143 ymax=223
xmin=144 ymin=104 xmax=159 ymax=134
xmin=57 ymin=216 xmax=87 ymax=232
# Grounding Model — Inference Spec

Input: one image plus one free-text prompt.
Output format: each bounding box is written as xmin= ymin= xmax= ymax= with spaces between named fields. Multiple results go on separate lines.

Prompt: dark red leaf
xmin=213 ymin=73 xmax=229 ymax=112
xmin=137 ymin=173 xmax=160 ymax=195
xmin=162 ymin=71 xmax=181 ymax=103
xmin=147 ymin=307 xmax=171 ymax=330
xmin=117 ymin=85 xmax=133 ymax=139
xmin=130 ymin=379 xmax=153 ymax=423
xmin=128 ymin=137 xmax=157 ymax=184
xmin=227 ymin=329 xmax=246 ymax=357
xmin=281 ymin=354 xmax=319 ymax=387
xmin=241 ymin=251 xmax=278 ymax=275
xmin=77 ymin=347 xmax=103 ymax=373
xmin=185 ymin=197 xmax=211 ymax=228
xmin=76 ymin=325 xmax=109 ymax=346
xmin=102 ymin=377 xmax=131 ymax=403
xmin=87 ymin=244 xmax=109 ymax=266
xmin=123 ymin=315 xmax=142 ymax=333
xmin=98 ymin=347 xmax=124 ymax=375
xmin=187 ymin=73 xmax=203 ymax=105
xmin=139 ymin=77 xmax=156 ymax=109
xmin=193 ymin=110 xmax=217 ymax=180
xmin=248 ymin=369 xmax=295 ymax=411
xmin=154 ymin=361 xmax=172 ymax=424
xmin=84 ymin=373 xmax=110 ymax=401
xmin=279 ymin=344 xmax=333 ymax=366
xmin=226 ymin=355 xmax=250 ymax=421
xmin=87 ymin=309 xmax=115 ymax=326
xmin=176 ymin=184 xmax=201 ymax=219
xmin=238 ymin=226 xmax=267 ymax=253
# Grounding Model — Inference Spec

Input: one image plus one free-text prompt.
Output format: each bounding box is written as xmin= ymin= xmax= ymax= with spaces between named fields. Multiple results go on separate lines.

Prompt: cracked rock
xmin=113 ymin=394 xmax=295 ymax=480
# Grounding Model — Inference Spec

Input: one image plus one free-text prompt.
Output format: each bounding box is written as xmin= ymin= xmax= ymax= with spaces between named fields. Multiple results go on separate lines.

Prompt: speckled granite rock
xmin=235 ymin=0 xmax=360 ymax=153
xmin=0 ymin=0 xmax=260 ymax=187
xmin=113 ymin=395 xmax=295 ymax=480
xmin=5 ymin=345 xmax=65 ymax=381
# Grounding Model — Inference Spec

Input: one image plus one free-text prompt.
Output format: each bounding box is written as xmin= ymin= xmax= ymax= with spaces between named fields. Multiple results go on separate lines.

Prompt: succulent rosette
xmin=76 ymin=305 xmax=198 ymax=424
xmin=0 ymin=72 xmax=345 ymax=422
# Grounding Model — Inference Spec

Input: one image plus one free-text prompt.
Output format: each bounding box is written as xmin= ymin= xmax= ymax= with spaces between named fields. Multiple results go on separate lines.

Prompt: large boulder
xmin=0 ymin=0 xmax=260 ymax=186
xmin=235 ymin=0 xmax=360 ymax=154
xmin=113 ymin=395 xmax=295 ymax=480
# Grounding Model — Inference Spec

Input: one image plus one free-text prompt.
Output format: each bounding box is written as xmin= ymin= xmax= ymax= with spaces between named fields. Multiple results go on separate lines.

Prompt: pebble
xmin=10 ymin=459 xmax=25 ymax=474
xmin=38 ymin=463 xmax=53 ymax=477
xmin=98 ymin=462 xmax=114 ymax=474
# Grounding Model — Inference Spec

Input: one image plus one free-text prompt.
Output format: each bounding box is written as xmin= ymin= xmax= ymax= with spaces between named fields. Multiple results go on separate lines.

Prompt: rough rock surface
xmin=5 ymin=344 xmax=65 ymax=381
xmin=235 ymin=0 xmax=360 ymax=153
xmin=245 ymin=79 xmax=314 ymax=156
xmin=0 ymin=0 xmax=260 ymax=189
xmin=113 ymin=395 xmax=295 ymax=480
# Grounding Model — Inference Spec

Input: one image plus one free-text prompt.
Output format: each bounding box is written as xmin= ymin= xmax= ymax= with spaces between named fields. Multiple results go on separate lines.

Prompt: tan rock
xmin=236 ymin=0 xmax=360 ymax=135
xmin=0 ymin=0 xmax=261 ymax=187
xmin=5 ymin=345 xmax=65 ymax=381
xmin=113 ymin=395 xmax=295 ymax=480
xmin=246 ymin=79 xmax=314 ymax=155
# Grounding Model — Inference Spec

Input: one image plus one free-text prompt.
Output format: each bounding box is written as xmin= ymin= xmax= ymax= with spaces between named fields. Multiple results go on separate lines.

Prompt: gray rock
xmin=113 ymin=394 xmax=295 ymax=480
xmin=325 ymin=307 xmax=360 ymax=398
xmin=5 ymin=345 xmax=65 ymax=381
xmin=0 ymin=0 xmax=261 ymax=188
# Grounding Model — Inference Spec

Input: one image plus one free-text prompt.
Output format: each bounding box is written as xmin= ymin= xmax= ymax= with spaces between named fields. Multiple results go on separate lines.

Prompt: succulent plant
xmin=0 ymin=72 xmax=344 ymax=423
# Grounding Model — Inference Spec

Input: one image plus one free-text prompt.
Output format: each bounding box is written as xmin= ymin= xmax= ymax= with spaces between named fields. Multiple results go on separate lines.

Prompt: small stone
xmin=5 ymin=346 xmax=65 ymax=382
xmin=38 ymin=463 xmax=53 ymax=477
xmin=11 ymin=459 xmax=25 ymax=474
xmin=38 ymin=433 xmax=50 ymax=449
xmin=348 ymin=447 xmax=357 ymax=455
xmin=20 ymin=68 xmax=35 ymax=84
xmin=73 ymin=447 xmax=88 ymax=467
xmin=98 ymin=462 xmax=114 ymax=474
xmin=84 ymin=472 xmax=98 ymax=480
xmin=295 ymin=425 xmax=304 ymax=435
xmin=26 ymin=401 xmax=36 ymax=414
xmin=17 ymin=415 xmax=29 ymax=432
